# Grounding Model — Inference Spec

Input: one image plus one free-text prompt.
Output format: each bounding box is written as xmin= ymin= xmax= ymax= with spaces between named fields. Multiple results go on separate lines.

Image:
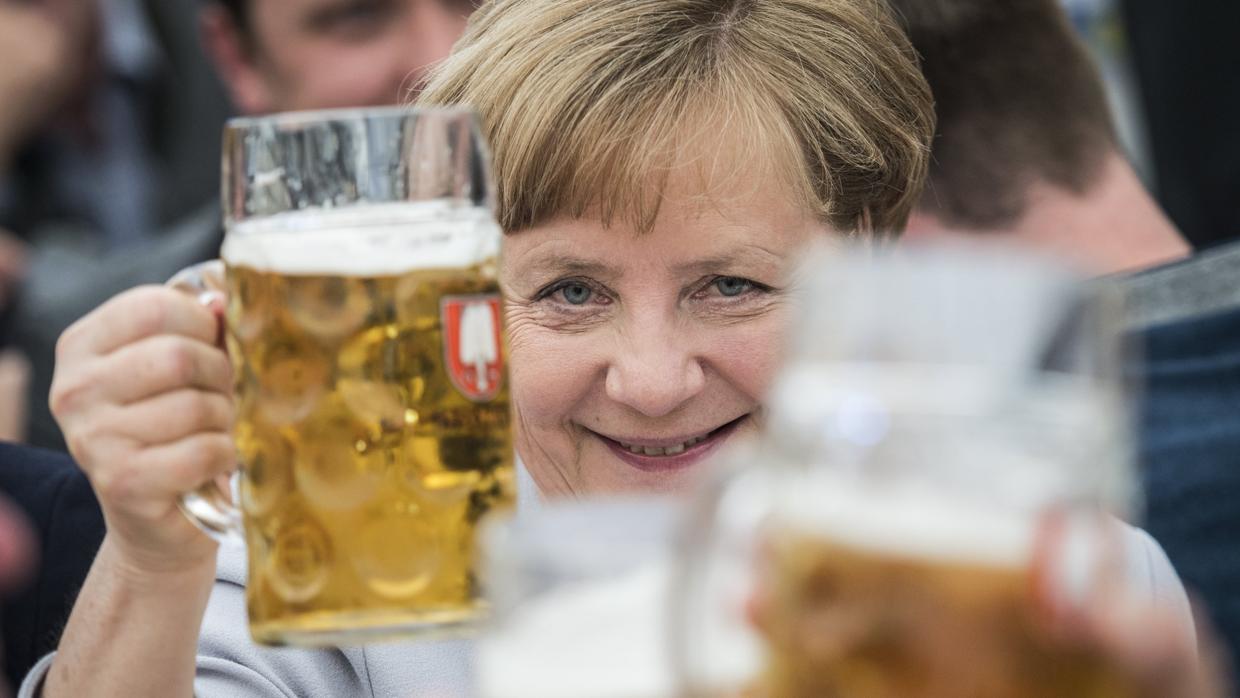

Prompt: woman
xmin=27 ymin=0 xmax=1211 ymax=696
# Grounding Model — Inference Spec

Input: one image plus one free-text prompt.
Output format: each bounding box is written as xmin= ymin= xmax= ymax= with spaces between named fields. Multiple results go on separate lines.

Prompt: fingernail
xmin=1033 ymin=511 xmax=1107 ymax=625
xmin=198 ymin=290 xmax=227 ymax=311
xmin=1056 ymin=515 xmax=1103 ymax=612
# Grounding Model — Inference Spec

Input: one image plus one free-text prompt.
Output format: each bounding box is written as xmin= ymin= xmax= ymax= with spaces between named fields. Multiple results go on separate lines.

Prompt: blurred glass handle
xmin=669 ymin=466 xmax=726 ymax=698
xmin=669 ymin=458 xmax=770 ymax=697
xmin=166 ymin=260 xmax=245 ymax=544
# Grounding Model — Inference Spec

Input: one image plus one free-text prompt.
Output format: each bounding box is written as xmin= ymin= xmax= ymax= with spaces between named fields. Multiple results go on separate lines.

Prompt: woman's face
xmin=501 ymin=165 xmax=821 ymax=497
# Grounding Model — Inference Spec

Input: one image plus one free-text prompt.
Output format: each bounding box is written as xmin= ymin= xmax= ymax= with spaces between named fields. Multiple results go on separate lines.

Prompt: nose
xmin=403 ymin=1 xmax=471 ymax=87
xmin=604 ymin=320 xmax=707 ymax=419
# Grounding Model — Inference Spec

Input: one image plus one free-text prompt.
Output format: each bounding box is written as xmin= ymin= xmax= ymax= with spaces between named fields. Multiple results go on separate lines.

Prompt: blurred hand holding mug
xmin=676 ymin=242 xmax=1221 ymax=697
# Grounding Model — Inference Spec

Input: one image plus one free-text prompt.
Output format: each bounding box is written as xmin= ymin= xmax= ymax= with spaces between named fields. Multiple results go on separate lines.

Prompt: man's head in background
xmin=200 ymin=0 xmax=475 ymax=114
xmin=887 ymin=0 xmax=1189 ymax=274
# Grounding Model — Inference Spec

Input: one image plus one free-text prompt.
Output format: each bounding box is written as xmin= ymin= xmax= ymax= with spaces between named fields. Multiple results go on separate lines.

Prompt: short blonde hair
xmin=418 ymin=0 xmax=934 ymax=236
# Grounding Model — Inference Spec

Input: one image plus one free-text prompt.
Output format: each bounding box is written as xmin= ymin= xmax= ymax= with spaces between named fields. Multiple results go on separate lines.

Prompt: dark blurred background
xmin=1065 ymin=0 xmax=1240 ymax=251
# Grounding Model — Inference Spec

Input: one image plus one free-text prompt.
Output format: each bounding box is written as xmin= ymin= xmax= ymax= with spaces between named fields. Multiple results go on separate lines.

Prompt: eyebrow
xmin=670 ymin=247 xmax=783 ymax=276
xmin=515 ymin=245 xmax=784 ymax=282
xmin=521 ymin=256 xmax=621 ymax=280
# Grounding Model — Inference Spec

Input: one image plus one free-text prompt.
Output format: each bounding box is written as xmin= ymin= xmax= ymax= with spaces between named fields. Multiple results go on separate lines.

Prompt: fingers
xmin=1087 ymin=591 xmax=1216 ymax=698
xmin=134 ymin=432 xmax=238 ymax=503
xmin=56 ymin=286 xmax=221 ymax=365
xmin=101 ymin=389 xmax=235 ymax=446
xmin=47 ymin=284 xmax=239 ymax=571
xmin=52 ymin=334 xmax=232 ymax=421
xmin=91 ymin=432 xmax=237 ymax=519
xmin=1027 ymin=513 xmax=1218 ymax=696
xmin=1195 ymin=611 xmax=1235 ymax=698
xmin=104 ymin=336 xmax=234 ymax=405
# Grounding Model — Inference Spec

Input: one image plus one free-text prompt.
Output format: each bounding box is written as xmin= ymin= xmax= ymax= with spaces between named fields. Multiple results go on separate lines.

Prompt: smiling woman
xmin=25 ymin=1 xmax=935 ymax=696
xmin=417 ymin=0 xmax=935 ymax=497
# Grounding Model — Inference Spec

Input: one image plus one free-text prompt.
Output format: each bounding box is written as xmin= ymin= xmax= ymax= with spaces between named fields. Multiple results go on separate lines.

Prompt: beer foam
xmin=778 ymin=473 xmax=1037 ymax=569
xmin=221 ymin=202 xmax=500 ymax=276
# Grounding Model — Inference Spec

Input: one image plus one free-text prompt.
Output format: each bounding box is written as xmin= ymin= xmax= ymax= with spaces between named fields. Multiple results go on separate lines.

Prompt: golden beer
xmin=760 ymin=489 xmax=1132 ymax=698
xmin=222 ymin=208 xmax=515 ymax=645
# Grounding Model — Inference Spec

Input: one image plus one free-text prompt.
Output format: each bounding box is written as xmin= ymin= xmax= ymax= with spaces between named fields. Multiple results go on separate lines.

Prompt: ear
xmin=200 ymin=5 xmax=274 ymax=115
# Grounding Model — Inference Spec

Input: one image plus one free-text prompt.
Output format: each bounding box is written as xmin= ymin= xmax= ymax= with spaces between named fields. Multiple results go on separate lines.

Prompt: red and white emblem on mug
xmin=441 ymin=294 xmax=504 ymax=402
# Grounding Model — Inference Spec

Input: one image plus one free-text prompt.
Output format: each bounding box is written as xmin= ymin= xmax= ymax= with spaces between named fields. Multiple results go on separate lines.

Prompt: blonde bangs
xmin=417 ymin=0 xmax=933 ymax=236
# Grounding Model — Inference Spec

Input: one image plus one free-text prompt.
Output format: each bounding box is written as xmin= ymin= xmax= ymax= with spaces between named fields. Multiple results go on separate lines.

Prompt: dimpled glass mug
xmin=170 ymin=107 xmax=516 ymax=646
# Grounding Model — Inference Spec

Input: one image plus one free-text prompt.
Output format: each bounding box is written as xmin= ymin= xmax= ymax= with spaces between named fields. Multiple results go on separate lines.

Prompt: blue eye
xmin=715 ymin=277 xmax=752 ymax=297
xmin=561 ymin=283 xmax=593 ymax=305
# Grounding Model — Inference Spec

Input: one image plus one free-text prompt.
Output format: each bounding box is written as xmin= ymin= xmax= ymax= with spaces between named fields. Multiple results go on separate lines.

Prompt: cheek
xmin=703 ymin=312 xmax=790 ymax=400
xmin=506 ymin=320 xmax=602 ymax=424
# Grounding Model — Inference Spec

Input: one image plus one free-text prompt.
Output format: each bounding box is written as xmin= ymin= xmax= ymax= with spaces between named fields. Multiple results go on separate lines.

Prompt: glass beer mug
xmin=674 ymin=243 xmax=1138 ymax=697
xmin=170 ymin=107 xmax=515 ymax=645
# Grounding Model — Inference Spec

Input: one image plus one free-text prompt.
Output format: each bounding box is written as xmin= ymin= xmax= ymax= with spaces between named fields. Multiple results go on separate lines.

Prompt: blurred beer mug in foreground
xmin=477 ymin=498 xmax=684 ymax=698
xmin=170 ymin=107 xmax=515 ymax=646
xmin=675 ymin=243 xmax=1137 ymax=697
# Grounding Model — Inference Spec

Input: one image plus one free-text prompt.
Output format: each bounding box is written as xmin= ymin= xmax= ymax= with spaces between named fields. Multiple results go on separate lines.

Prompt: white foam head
xmin=221 ymin=202 xmax=500 ymax=276
xmin=777 ymin=471 xmax=1037 ymax=569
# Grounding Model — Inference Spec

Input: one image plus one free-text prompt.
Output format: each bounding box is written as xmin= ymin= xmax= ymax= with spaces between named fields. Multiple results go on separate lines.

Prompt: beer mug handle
xmin=166 ymin=260 xmax=245 ymax=544
xmin=670 ymin=454 xmax=770 ymax=695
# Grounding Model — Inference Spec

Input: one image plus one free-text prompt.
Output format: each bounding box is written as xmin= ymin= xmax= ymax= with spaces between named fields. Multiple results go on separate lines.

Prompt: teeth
xmin=617 ymin=434 xmax=710 ymax=457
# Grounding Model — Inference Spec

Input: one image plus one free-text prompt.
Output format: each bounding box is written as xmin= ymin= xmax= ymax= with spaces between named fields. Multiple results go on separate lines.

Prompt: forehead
xmin=504 ymin=154 xmax=821 ymax=277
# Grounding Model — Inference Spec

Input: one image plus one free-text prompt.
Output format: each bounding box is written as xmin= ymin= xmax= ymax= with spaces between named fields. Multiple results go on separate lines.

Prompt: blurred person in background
xmin=0 ymin=443 xmax=102 ymax=693
xmin=0 ymin=0 xmax=225 ymax=252
xmin=24 ymin=0 xmax=1214 ymax=696
xmin=200 ymin=0 xmax=473 ymax=113
xmin=9 ymin=0 xmax=476 ymax=450
xmin=0 ymin=481 xmax=37 ymax=698
xmin=886 ymin=0 xmax=1240 ymax=675
xmin=1 ymin=0 xmax=231 ymax=448
xmin=0 ymin=0 xmax=228 ymax=679
xmin=0 ymin=0 xmax=477 ymax=686
xmin=1118 ymin=8 xmax=1240 ymax=658
xmin=888 ymin=0 xmax=1189 ymax=276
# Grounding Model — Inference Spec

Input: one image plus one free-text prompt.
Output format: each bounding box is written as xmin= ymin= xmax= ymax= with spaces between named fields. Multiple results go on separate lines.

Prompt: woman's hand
xmin=50 ymin=285 xmax=234 ymax=575
xmin=1048 ymin=586 xmax=1229 ymax=698
xmin=746 ymin=523 xmax=1230 ymax=698
xmin=1032 ymin=519 xmax=1229 ymax=698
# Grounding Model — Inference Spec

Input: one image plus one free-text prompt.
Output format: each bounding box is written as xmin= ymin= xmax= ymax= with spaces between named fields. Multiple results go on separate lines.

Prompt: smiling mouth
xmin=589 ymin=415 xmax=749 ymax=470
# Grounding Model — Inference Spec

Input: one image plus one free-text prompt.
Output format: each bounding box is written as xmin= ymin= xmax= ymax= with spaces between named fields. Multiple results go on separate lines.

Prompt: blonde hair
xmin=418 ymin=0 xmax=934 ymax=236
